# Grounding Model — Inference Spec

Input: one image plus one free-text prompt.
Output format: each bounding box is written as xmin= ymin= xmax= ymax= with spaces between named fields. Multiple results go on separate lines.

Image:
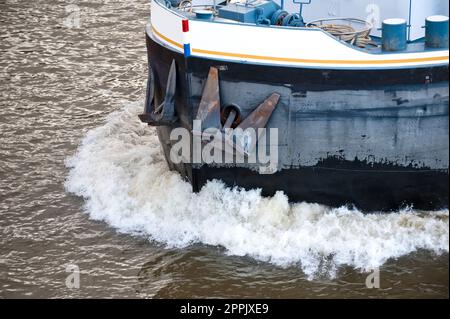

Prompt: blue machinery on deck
xmin=218 ymin=0 xmax=308 ymax=26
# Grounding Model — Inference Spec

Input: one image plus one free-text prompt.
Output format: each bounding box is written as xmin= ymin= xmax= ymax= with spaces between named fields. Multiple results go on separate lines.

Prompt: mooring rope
xmin=308 ymin=22 xmax=377 ymax=48
xmin=178 ymin=0 xmax=193 ymax=12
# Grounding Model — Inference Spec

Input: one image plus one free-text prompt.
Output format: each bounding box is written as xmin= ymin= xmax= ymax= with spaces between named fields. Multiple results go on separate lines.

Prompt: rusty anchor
xmin=195 ymin=66 xmax=280 ymax=156
xmin=195 ymin=67 xmax=222 ymax=131
xmin=139 ymin=59 xmax=178 ymax=126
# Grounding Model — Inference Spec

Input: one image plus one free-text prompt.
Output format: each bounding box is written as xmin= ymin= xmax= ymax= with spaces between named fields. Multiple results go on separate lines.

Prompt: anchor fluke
xmin=237 ymin=93 xmax=280 ymax=130
xmin=195 ymin=67 xmax=222 ymax=130
xmin=139 ymin=59 xmax=178 ymax=126
xmin=230 ymin=93 xmax=281 ymax=156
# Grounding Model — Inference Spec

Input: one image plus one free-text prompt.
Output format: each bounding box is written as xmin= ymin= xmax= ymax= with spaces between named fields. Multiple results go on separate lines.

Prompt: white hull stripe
xmin=152 ymin=26 xmax=448 ymax=68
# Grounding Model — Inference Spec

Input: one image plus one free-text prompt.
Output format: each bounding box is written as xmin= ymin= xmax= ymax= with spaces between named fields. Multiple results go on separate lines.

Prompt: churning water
xmin=65 ymin=102 xmax=449 ymax=280
xmin=0 ymin=0 xmax=448 ymax=298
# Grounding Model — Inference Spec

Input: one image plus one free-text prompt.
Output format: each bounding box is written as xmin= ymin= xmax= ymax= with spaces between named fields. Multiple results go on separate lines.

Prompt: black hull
xmin=144 ymin=30 xmax=449 ymax=212
xmin=192 ymin=164 xmax=448 ymax=212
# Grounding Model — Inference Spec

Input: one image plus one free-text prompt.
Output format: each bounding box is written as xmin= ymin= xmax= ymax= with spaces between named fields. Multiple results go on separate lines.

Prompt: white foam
xmin=65 ymin=102 xmax=449 ymax=278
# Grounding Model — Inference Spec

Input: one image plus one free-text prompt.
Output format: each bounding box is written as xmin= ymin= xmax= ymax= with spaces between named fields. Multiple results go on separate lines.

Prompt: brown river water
xmin=0 ymin=0 xmax=448 ymax=298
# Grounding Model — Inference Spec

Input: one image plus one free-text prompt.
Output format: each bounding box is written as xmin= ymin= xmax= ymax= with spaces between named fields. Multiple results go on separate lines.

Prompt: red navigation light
xmin=182 ymin=19 xmax=189 ymax=32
